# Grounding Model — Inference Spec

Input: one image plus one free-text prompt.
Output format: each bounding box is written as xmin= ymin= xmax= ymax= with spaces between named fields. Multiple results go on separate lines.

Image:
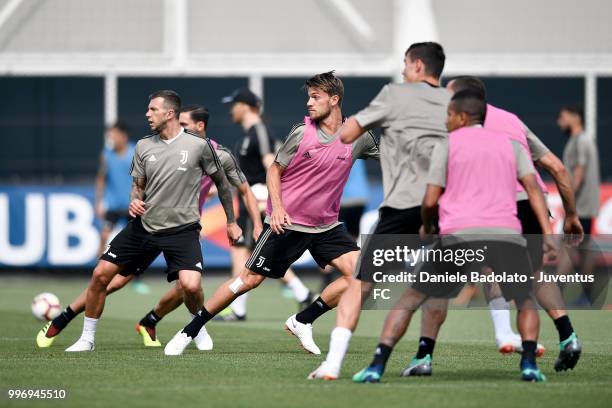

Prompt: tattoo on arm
xmin=210 ymin=171 xmax=236 ymax=223
xmin=130 ymin=177 xmax=146 ymax=201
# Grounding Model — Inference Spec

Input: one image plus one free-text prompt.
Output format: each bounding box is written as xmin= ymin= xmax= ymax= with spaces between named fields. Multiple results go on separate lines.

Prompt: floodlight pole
xmin=393 ymin=0 xmax=439 ymax=83
xmin=0 ymin=0 xmax=24 ymax=32
xmin=585 ymin=73 xmax=597 ymax=139
xmin=104 ymin=73 xmax=118 ymax=127
xmin=164 ymin=0 xmax=188 ymax=68
xmin=249 ymin=74 xmax=264 ymax=111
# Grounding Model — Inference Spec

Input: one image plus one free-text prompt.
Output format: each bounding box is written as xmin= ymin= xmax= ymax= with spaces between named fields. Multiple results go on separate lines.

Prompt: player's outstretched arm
xmin=210 ymin=170 xmax=242 ymax=244
xmin=537 ymin=152 xmax=583 ymax=237
xmin=266 ymin=162 xmax=291 ymax=234
xmin=238 ymin=182 xmax=263 ymax=241
xmin=339 ymin=117 xmax=366 ymax=144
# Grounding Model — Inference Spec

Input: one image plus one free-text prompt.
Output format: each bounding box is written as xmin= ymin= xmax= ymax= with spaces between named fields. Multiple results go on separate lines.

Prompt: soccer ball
xmin=250 ymin=183 xmax=269 ymax=212
xmin=31 ymin=292 xmax=61 ymax=321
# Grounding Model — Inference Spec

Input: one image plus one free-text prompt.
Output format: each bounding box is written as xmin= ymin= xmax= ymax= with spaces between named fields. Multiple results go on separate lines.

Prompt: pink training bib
xmin=484 ymin=104 xmax=547 ymax=195
xmin=266 ymin=116 xmax=353 ymax=226
xmin=439 ymin=127 xmax=522 ymax=234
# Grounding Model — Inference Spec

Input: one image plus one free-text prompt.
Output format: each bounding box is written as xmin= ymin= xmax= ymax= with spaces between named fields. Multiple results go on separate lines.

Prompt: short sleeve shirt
xmin=354 ymin=82 xmax=451 ymax=209
xmin=216 ymin=145 xmax=247 ymax=188
xmin=235 ymin=121 xmax=277 ymax=185
xmin=131 ymin=130 xmax=221 ymax=233
xmin=275 ymin=123 xmax=379 ymax=168
xmin=267 ymin=121 xmax=379 ymax=233
xmin=562 ymin=133 xmax=601 ymax=217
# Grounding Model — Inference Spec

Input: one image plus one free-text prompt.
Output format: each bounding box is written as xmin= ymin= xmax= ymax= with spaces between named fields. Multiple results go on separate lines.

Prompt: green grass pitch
xmin=1 ymin=275 xmax=611 ymax=408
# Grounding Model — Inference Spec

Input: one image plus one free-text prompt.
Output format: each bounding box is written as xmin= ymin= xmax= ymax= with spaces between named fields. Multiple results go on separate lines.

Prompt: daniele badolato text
xmin=370 ymin=246 xmax=595 ymax=284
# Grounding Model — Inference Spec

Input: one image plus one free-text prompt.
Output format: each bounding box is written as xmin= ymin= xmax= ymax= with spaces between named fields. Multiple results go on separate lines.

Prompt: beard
xmin=560 ymin=124 xmax=572 ymax=136
xmin=309 ymin=107 xmax=331 ymax=123
xmin=152 ymin=119 xmax=168 ymax=133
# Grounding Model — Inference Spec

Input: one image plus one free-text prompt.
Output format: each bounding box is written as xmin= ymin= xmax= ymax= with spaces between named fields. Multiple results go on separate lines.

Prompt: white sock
xmin=488 ymin=297 xmax=517 ymax=340
xmin=287 ymin=276 xmax=310 ymax=302
xmin=81 ymin=316 xmax=98 ymax=343
xmin=325 ymin=327 xmax=352 ymax=369
xmin=230 ymin=293 xmax=248 ymax=317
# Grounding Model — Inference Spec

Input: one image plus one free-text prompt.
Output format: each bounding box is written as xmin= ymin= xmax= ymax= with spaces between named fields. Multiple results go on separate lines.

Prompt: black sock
xmin=139 ymin=309 xmax=162 ymax=329
xmin=415 ymin=337 xmax=436 ymax=359
xmin=295 ymin=297 xmax=331 ymax=324
xmin=521 ymin=340 xmax=537 ymax=364
xmin=51 ymin=306 xmax=78 ymax=331
xmin=553 ymin=315 xmax=574 ymax=342
xmin=371 ymin=343 xmax=393 ymax=369
xmin=183 ymin=307 xmax=215 ymax=338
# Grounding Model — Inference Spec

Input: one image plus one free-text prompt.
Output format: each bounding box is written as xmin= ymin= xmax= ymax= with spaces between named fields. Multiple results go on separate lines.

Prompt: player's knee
xmin=335 ymin=254 xmax=358 ymax=277
xmin=92 ymin=265 xmax=113 ymax=287
xmin=181 ymin=280 xmax=202 ymax=297
xmin=239 ymin=270 xmax=265 ymax=290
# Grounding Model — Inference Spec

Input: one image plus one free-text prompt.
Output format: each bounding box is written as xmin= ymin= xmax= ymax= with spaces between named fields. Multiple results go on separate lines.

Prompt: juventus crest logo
xmin=256 ymin=256 xmax=266 ymax=268
xmin=179 ymin=150 xmax=189 ymax=164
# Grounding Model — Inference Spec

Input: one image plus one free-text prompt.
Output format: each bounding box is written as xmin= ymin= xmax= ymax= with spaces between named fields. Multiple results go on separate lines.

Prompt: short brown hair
xmin=149 ymin=89 xmax=181 ymax=118
xmin=181 ymin=105 xmax=210 ymax=130
xmin=304 ymin=71 xmax=344 ymax=105
xmin=405 ymin=42 xmax=445 ymax=79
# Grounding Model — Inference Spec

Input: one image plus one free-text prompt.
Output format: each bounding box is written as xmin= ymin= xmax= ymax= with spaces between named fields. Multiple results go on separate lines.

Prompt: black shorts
xmin=245 ymin=224 xmax=359 ymax=279
xmin=516 ymin=199 xmax=544 ymax=269
xmin=236 ymin=199 xmax=264 ymax=250
xmin=372 ymin=206 xmax=423 ymax=234
xmin=412 ymin=239 xmax=533 ymax=301
xmin=356 ymin=206 xmax=426 ymax=282
xmin=104 ymin=209 xmax=130 ymax=229
xmin=339 ymin=204 xmax=366 ymax=237
xmin=101 ymin=218 xmax=204 ymax=282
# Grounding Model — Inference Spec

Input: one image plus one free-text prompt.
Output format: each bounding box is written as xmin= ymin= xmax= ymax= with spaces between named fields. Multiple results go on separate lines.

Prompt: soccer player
xmin=36 ymin=104 xmax=260 ymax=350
xmin=557 ymin=105 xmax=600 ymax=236
xmin=308 ymin=42 xmax=451 ymax=380
xmin=557 ymin=105 xmax=600 ymax=304
xmin=352 ymin=77 xmax=584 ymax=381
xmin=95 ymin=121 xmax=150 ymax=295
xmin=393 ymin=78 xmax=584 ymax=378
xmin=353 ymin=91 xmax=553 ymax=383
xmin=95 ymin=121 xmax=135 ymax=255
xmin=218 ymin=88 xmax=313 ymax=321
xmin=164 ymin=71 xmax=379 ymax=356
xmin=62 ymin=90 xmax=242 ymax=352
xmin=133 ymin=104 xmax=265 ymax=346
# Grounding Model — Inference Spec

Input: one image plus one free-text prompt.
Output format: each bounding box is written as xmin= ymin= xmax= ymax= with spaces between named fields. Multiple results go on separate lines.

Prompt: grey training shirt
xmin=130 ymin=129 xmax=221 ymax=233
xmin=216 ymin=145 xmax=248 ymax=188
xmin=354 ymin=82 xmax=451 ymax=210
xmin=562 ymin=132 xmax=601 ymax=217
